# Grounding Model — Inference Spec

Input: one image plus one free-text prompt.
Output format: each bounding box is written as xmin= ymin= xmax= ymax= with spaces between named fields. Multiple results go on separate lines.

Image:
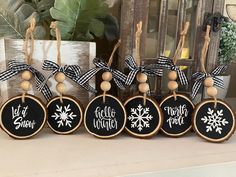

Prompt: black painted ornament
xmin=160 ymin=94 xmax=194 ymax=137
xmin=0 ymin=95 xmax=47 ymax=139
xmin=192 ymin=99 xmax=236 ymax=143
xmin=47 ymin=96 xmax=83 ymax=134
xmin=84 ymin=94 xmax=126 ymax=138
xmin=124 ymin=96 xmax=163 ymax=138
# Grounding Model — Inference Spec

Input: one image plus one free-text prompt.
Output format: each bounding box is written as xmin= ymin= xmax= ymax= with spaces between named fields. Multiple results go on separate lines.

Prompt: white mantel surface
xmin=0 ymin=127 xmax=236 ymax=177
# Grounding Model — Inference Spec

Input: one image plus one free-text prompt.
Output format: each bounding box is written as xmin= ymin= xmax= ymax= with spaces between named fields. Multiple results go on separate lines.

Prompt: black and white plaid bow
xmin=0 ymin=60 xmax=52 ymax=101
xmin=191 ymin=65 xmax=227 ymax=99
xmin=125 ymin=55 xmax=162 ymax=85
xmin=42 ymin=60 xmax=96 ymax=93
xmin=78 ymin=58 xmax=127 ymax=89
xmin=155 ymin=55 xmax=188 ymax=86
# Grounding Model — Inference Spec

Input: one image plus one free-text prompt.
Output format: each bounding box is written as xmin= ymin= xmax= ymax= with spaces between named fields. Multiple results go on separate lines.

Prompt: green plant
xmin=218 ymin=18 xmax=236 ymax=65
xmin=50 ymin=0 xmax=119 ymax=41
xmin=0 ymin=0 xmax=118 ymax=41
xmin=0 ymin=0 xmax=48 ymax=38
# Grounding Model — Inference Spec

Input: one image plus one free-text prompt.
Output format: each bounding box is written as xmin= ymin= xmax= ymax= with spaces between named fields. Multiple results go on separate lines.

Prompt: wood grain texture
xmin=0 ymin=38 xmax=96 ymax=107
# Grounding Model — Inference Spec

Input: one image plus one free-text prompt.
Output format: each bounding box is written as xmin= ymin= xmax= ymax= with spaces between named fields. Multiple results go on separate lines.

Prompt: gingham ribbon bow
xmin=78 ymin=58 xmax=127 ymax=89
xmin=191 ymin=65 xmax=227 ymax=99
xmin=0 ymin=60 xmax=52 ymax=101
xmin=125 ymin=55 xmax=162 ymax=85
xmin=42 ymin=60 xmax=96 ymax=93
xmin=156 ymin=55 xmax=188 ymax=86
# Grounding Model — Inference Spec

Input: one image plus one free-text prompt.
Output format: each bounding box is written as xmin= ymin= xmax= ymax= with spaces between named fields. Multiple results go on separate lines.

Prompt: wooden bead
xmin=55 ymin=72 xmax=66 ymax=83
xmin=138 ymin=83 xmax=149 ymax=93
xmin=204 ymin=77 xmax=214 ymax=87
xmin=168 ymin=71 xmax=177 ymax=81
xmin=207 ymin=86 xmax=218 ymax=97
xmin=20 ymin=81 xmax=31 ymax=91
xmin=102 ymin=71 xmax=112 ymax=81
xmin=21 ymin=71 xmax=32 ymax=81
xmin=56 ymin=83 xmax=66 ymax=94
xmin=168 ymin=81 xmax=178 ymax=91
xmin=100 ymin=81 xmax=111 ymax=92
xmin=136 ymin=73 xmax=148 ymax=83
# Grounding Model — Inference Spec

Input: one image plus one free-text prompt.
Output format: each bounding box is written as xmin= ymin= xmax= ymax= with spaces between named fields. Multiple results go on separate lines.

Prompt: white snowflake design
xmin=51 ymin=104 xmax=77 ymax=128
xmin=201 ymin=108 xmax=228 ymax=134
xmin=128 ymin=104 xmax=153 ymax=132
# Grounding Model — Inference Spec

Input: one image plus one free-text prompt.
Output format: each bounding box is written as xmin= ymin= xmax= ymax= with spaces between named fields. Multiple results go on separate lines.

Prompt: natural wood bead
xmin=56 ymin=83 xmax=66 ymax=94
xmin=138 ymin=83 xmax=149 ymax=93
xmin=168 ymin=71 xmax=177 ymax=81
xmin=55 ymin=72 xmax=66 ymax=83
xmin=168 ymin=81 xmax=178 ymax=91
xmin=136 ymin=73 xmax=147 ymax=83
xmin=102 ymin=71 xmax=112 ymax=81
xmin=204 ymin=77 xmax=214 ymax=87
xmin=20 ymin=81 xmax=31 ymax=91
xmin=207 ymin=86 xmax=218 ymax=97
xmin=100 ymin=81 xmax=111 ymax=92
xmin=21 ymin=70 xmax=32 ymax=81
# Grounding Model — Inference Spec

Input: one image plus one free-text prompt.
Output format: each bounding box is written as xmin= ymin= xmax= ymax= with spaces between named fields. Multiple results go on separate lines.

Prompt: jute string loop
xmin=103 ymin=39 xmax=121 ymax=103
xmin=200 ymin=25 xmax=211 ymax=73
xmin=200 ymin=25 xmax=217 ymax=108
xmin=135 ymin=21 xmax=142 ymax=67
xmin=50 ymin=22 xmax=62 ymax=66
xmin=50 ymin=22 xmax=63 ymax=103
xmin=135 ymin=21 xmax=147 ymax=105
xmin=172 ymin=22 xmax=189 ymax=100
xmin=173 ymin=22 xmax=189 ymax=65
xmin=22 ymin=18 xmax=36 ymax=102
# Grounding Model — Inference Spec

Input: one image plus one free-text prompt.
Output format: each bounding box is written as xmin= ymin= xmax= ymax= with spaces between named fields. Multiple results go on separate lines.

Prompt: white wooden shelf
xmin=0 ymin=126 xmax=236 ymax=177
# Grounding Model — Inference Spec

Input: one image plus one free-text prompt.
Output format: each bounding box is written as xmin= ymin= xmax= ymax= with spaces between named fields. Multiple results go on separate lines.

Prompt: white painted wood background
xmin=0 ymin=38 xmax=96 ymax=107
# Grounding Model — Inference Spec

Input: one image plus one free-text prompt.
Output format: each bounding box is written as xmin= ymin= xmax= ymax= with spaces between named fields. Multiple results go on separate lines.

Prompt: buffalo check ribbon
xmin=78 ymin=58 xmax=128 ymax=89
xmin=0 ymin=60 xmax=52 ymax=101
xmin=42 ymin=60 xmax=96 ymax=93
xmin=125 ymin=55 xmax=162 ymax=85
xmin=191 ymin=65 xmax=228 ymax=99
xmin=155 ymin=55 xmax=189 ymax=86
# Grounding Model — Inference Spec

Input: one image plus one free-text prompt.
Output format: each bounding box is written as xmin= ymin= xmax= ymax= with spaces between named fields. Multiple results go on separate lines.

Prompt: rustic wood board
xmin=0 ymin=38 xmax=96 ymax=107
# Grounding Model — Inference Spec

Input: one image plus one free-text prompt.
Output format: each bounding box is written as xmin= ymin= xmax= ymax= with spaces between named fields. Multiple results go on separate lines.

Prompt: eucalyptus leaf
xmin=50 ymin=0 xmax=118 ymax=41
xmin=0 ymin=0 xmax=46 ymax=39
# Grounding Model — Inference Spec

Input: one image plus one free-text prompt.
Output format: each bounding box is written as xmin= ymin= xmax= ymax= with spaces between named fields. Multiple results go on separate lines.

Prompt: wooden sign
xmin=193 ymin=99 xmax=236 ymax=143
xmin=84 ymin=94 xmax=126 ymax=138
xmin=0 ymin=38 xmax=96 ymax=106
xmin=0 ymin=95 xmax=46 ymax=139
xmin=160 ymin=94 xmax=194 ymax=137
xmin=124 ymin=95 xmax=163 ymax=138
xmin=47 ymin=96 xmax=83 ymax=134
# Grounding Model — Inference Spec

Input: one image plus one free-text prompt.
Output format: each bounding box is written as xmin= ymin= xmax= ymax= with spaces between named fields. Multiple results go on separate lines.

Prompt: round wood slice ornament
xmin=124 ymin=95 xmax=163 ymax=138
xmin=47 ymin=95 xmax=83 ymax=134
xmin=160 ymin=94 xmax=194 ymax=137
xmin=192 ymin=99 xmax=236 ymax=143
xmin=0 ymin=95 xmax=47 ymax=139
xmin=84 ymin=94 xmax=126 ymax=138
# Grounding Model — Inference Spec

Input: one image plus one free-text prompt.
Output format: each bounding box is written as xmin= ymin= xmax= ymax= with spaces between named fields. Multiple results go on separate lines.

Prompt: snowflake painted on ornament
xmin=52 ymin=104 xmax=77 ymax=128
xmin=128 ymin=104 xmax=153 ymax=132
xmin=201 ymin=108 xmax=229 ymax=134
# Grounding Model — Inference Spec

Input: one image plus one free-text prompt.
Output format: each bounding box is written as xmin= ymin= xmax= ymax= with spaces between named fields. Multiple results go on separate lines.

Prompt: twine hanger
xmin=200 ymin=25 xmax=211 ymax=73
xmin=200 ymin=25 xmax=217 ymax=108
xmin=172 ymin=22 xmax=189 ymax=100
xmin=24 ymin=18 xmax=36 ymax=65
xmin=135 ymin=21 xmax=142 ymax=67
xmin=135 ymin=21 xmax=147 ymax=105
xmin=50 ymin=22 xmax=62 ymax=66
xmin=50 ymin=22 xmax=63 ymax=103
xmin=22 ymin=18 xmax=36 ymax=102
xmin=102 ymin=39 xmax=121 ymax=103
